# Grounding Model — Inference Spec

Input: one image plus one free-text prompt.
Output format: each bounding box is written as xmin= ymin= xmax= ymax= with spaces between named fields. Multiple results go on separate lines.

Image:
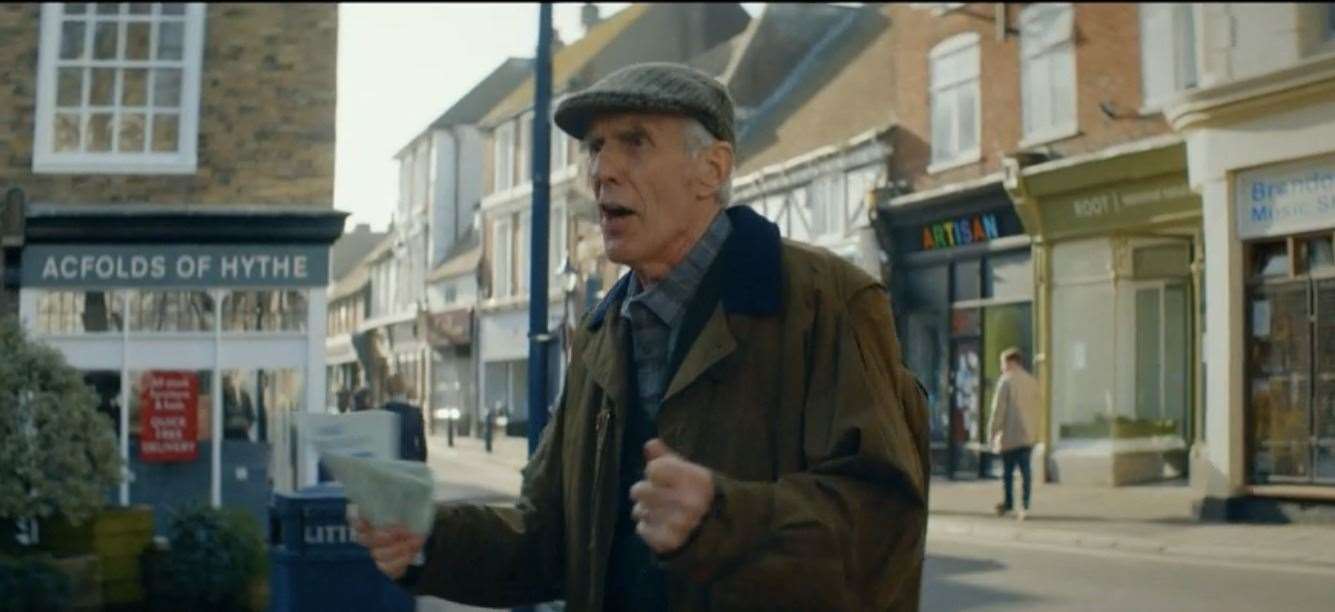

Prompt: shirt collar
xmin=619 ymin=210 xmax=732 ymax=325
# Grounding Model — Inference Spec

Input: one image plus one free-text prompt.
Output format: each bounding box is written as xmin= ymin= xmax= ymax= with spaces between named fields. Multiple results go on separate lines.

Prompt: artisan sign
xmin=1236 ymin=154 xmax=1335 ymax=240
xmin=22 ymin=244 xmax=329 ymax=287
xmin=921 ymin=213 xmax=1003 ymax=251
xmin=890 ymin=205 xmax=1024 ymax=254
xmin=139 ymin=371 xmax=199 ymax=463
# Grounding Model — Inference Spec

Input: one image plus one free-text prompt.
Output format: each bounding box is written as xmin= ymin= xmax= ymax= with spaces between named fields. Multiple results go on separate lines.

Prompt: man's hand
xmin=351 ymin=512 xmax=427 ymax=580
xmin=629 ymin=438 xmax=715 ymax=555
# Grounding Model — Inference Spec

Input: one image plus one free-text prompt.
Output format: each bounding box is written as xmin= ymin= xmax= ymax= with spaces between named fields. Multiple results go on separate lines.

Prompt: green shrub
xmin=0 ymin=316 xmax=123 ymax=528
xmin=143 ymin=505 xmax=267 ymax=612
xmin=0 ymin=554 xmax=73 ymax=612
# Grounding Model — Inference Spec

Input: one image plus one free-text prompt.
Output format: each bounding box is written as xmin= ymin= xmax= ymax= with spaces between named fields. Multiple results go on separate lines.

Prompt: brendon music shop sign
xmin=140 ymin=371 xmax=199 ymax=462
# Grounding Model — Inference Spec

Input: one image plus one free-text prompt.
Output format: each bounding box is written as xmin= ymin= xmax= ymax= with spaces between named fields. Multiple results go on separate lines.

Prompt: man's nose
xmin=588 ymin=150 xmax=623 ymax=195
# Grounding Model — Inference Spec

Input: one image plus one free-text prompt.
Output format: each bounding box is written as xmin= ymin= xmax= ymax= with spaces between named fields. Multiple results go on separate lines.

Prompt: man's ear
xmin=696 ymin=140 xmax=734 ymax=201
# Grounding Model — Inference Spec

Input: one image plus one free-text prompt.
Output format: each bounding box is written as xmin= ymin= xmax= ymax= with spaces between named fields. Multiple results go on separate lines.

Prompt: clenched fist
xmin=629 ymin=439 xmax=715 ymax=555
xmin=350 ymin=512 xmax=426 ymax=581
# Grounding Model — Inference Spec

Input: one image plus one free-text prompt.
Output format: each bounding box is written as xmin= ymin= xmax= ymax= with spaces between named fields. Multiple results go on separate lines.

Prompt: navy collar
xmin=587 ymin=205 xmax=781 ymax=330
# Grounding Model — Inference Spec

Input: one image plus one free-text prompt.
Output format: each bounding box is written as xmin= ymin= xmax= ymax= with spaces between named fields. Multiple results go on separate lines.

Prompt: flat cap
xmin=554 ymin=62 xmax=735 ymax=145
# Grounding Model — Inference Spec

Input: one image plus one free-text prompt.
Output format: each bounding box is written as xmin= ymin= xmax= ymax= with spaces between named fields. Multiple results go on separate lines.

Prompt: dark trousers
xmin=1000 ymin=445 xmax=1034 ymax=510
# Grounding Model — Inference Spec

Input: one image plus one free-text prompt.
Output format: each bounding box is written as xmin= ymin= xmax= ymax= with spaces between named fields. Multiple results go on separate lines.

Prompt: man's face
xmin=582 ymin=112 xmax=721 ymax=272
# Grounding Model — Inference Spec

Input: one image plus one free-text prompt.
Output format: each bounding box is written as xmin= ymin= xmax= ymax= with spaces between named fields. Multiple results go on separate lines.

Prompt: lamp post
xmin=557 ymin=255 xmax=579 ymax=365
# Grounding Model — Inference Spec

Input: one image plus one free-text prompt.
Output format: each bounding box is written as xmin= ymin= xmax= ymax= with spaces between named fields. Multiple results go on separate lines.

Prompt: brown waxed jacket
xmin=413 ymin=206 xmax=931 ymax=611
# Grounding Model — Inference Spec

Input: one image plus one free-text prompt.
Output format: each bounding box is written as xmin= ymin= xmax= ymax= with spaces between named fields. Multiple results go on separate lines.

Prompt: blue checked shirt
xmin=619 ymin=211 xmax=732 ymax=420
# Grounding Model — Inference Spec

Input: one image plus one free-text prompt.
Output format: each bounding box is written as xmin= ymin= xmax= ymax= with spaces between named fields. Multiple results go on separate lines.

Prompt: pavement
xmin=928 ymin=477 xmax=1335 ymax=571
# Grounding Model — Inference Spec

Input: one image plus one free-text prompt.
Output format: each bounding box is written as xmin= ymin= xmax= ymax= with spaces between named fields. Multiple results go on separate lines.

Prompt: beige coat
xmin=411 ymin=206 xmax=930 ymax=611
xmin=988 ymin=368 xmax=1042 ymax=453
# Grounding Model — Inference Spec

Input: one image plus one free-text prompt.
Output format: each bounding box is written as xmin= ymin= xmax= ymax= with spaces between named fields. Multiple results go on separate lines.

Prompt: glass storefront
xmin=23 ymin=285 xmax=325 ymax=535
xmin=1048 ymin=237 xmax=1193 ymax=481
xmin=1246 ymin=234 xmax=1335 ymax=484
xmin=883 ymin=195 xmax=1033 ymax=479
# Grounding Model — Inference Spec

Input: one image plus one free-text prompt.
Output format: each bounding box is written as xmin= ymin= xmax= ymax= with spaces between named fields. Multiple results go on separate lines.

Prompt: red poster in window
xmin=139 ymin=371 xmax=199 ymax=463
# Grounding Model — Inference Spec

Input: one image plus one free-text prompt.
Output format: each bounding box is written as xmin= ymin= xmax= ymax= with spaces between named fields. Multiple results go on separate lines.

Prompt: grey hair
xmin=682 ymin=118 xmax=732 ymax=207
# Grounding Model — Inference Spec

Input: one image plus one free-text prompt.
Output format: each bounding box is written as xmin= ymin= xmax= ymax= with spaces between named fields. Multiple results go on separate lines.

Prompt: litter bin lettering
xmin=269 ymin=483 xmax=413 ymax=612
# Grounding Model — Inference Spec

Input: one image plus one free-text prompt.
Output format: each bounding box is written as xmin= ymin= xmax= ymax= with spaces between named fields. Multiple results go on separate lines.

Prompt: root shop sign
xmin=140 ymin=371 xmax=199 ymax=462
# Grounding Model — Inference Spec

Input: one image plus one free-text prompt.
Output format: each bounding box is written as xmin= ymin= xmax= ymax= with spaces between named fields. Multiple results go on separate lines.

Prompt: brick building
xmin=872 ymin=3 xmax=1202 ymax=486
xmin=0 ymin=3 xmax=342 ymax=533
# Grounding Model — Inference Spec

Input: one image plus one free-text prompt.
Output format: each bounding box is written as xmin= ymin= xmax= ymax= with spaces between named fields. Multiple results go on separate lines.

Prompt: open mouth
xmin=599 ymin=202 xmax=634 ymax=219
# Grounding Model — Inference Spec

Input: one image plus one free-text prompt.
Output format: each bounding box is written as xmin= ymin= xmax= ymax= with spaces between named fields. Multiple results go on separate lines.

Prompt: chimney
xmin=581 ymin=3 xmax=601 ymax=35
xmin=354 ymin=223 xmax=370 ymax=235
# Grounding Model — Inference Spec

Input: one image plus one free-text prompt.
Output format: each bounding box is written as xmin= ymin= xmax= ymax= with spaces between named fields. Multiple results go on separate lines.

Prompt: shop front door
xmin=949 ymin=332 xmax=982 ymax=479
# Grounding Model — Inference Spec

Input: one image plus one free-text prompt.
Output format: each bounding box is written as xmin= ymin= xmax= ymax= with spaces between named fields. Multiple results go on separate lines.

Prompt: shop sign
xmin=891 ymin=206 xmax=1024 ymax=254
xmin=139 ymin=371 xmax=198 ymax=463
xmin=1043 ymin=174 xmax=1198 ymax=237
xmin=921 ymin=213 xmax=1003 ymax=251
xmin=1235 ymin=154 xmax=1335 ymax=240
xmin=22 ymin=244 xmax=329 ymax=288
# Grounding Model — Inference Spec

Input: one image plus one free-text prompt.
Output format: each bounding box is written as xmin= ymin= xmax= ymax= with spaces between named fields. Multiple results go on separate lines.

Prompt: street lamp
xmin=556 ymin=255 xmax=579 ymax=364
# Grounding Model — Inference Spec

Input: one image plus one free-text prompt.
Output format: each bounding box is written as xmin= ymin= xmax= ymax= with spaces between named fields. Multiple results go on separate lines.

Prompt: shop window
xmin=1246 ymin=234 xmax=1335 ymax=484
xmin=36 ymin=290 xmax=123 ymax=334
xmin=1251 ymin=241 xmax=1290 ymax=278
xmin=1327 ymin=3 xmax=1335 ymax=41
xmin=953 ymin=258 xmax=982 ymax=302
xmin=929 ymin=32 xmax=981 ymax=169
xmin=1301 ymin=235 xmax=1335 ymax=274
xmin=127 ymin=290 xmax=213 ymax=332
xmin=221 ymin=290 xmax=307 ymax=332
xmin=984 ymin=250 xmax=1033 ymax=301
xmin=34 ymin=3 xmax=205 ymax=174
xmin=1020 ymin=3 xmax=1076 ymax=144
xmin=1139 ymin=3 xmax=1198 ymax=110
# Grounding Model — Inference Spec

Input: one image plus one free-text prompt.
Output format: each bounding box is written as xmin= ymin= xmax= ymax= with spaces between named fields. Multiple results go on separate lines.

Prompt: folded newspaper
xmin=320 ymin=452 xmax=437 ymax=536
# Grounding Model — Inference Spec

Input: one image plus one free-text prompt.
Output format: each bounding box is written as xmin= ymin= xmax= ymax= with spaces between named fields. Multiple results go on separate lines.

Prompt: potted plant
xmin=0 ymin=316 xmax=127 ymax=609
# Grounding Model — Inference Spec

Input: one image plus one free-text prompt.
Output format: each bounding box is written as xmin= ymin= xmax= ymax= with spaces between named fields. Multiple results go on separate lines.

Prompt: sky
xmin=334 ymin=3 xmax=764 ymax=233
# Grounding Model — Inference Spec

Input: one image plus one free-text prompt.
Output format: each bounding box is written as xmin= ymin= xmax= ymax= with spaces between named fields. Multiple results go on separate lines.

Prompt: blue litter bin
xmin=269 ymin=483 xmax=414 ymax=612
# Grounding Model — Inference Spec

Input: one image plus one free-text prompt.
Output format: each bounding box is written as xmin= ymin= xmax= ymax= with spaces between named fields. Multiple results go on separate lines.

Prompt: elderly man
xmin=355 ymin=62 xmax=930 ymax=611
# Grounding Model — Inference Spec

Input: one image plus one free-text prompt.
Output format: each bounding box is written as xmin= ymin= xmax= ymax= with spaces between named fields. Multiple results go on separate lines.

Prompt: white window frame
xmin=551 ymin=117 xmax=570 ymax=172
xmin=807 ymin=172 xmax=844 ymax=239
xmin=492 ymin=216 xmax=512 ymax=298
xmin=493 ymin=121 xmax=515 ymax=193
xmin=518 ymin=110 xmax=534 ymax=188
xmin=34 ymin=2 xmax=206 ymax=174
xmin=1019 ymin=3 xmax=1078 ymax=147
xmin=516 ymin=211 xmax=531 ymax=296
xmin=1139 ymin=3 xmax=1198 ymax=112
xmin=928 ymin=32 xmax=981 ymax=172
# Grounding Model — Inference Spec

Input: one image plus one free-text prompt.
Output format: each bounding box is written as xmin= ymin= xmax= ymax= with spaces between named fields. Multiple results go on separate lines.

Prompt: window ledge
xmin=1017 ymin=125 xmax=1080 ymax=150
xmin=33 ymin=156 xmax=197 ymax=175
xmin=927 ymin=151 xmax=982 ymax=175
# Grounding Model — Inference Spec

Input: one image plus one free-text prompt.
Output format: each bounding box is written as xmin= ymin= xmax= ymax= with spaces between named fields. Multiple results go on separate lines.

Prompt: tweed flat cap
xmin=554 ymin=62 xmax=735 ymax=144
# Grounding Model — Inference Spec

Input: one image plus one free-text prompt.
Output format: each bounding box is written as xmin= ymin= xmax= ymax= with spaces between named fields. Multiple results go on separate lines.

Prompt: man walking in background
xmin=989 ymin=347 xmax=1041 ymax=521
